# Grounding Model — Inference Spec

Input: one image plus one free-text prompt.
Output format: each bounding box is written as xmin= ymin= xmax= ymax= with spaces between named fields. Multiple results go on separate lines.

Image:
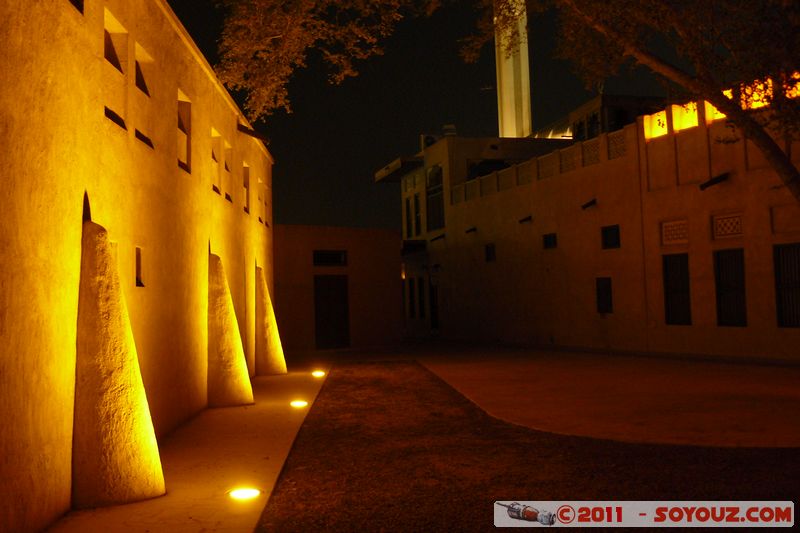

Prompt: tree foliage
xmin=217 ymin=0 xmax=441 ymax=119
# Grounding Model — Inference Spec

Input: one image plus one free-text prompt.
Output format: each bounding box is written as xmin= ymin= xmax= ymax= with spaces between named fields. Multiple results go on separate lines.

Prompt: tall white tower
xmin=495 ymin=0 xmax=532 ymax=138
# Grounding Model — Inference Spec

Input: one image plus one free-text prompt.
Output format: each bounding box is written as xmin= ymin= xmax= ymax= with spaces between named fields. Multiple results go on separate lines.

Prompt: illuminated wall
xmin=0 ymin=1 xmax=277 ymax=531
xmin=413 ymin=106 xmax=800 ymax=361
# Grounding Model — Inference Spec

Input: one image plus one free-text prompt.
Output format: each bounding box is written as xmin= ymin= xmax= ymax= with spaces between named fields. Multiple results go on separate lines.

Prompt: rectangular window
xmin=418 ymin=277 xmax=426 ymax=319
xmin=177 ymin=91 xmax=191 ymax=172
xmin=663 ymin=253 xmax=692 ymax=325
xmin=313 ymin=250 xmax=347 ymax=267
xmin=104 ymin=106 xmax=126 ymax=130
xmin=426 ymin=166 xmax=444 ymax=232
xmin=413 ymin=194 xmax=421 ymax=237
xmin=485 ymin=243 xmax=496 ymax=263
xmin=774 ymin=243 xmax=800 ymax=327
xmin=242 ymin=165 xmax=251 ymax=213
xmin=408 ymin=278 xmax=416 ymax=319
xmin=405 ymin=198 xmax=412 ymax=238
xmin=223 ymin=141 xmax=233 ymax=197
xmin=601 ymin=224 xmax=621 ymax=249
xmin=135 ymin=247 xmax=144 ymax=287
xmin=210 ymin=129 xmax=221 ymax=192
xmin=134 ymin=129 xmax=153 ymax=148
xmin=103 ymin=9 xmax=127 ymax=74
xmin=596 ymin=277 xmax=612 ymax=313
xmin=714 ymin=248 xmax=747 ymax=327
xmin=543 ymin=233 xmax=558 ymax=249
xmin=134 ymin=43 xmax=153 ymax=96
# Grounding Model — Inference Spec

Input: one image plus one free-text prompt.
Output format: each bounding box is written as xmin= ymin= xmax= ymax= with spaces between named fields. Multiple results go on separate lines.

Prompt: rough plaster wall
xmin=255 ymin=266 xmax=287 ymax=375
xmin=0 ymin=4 xmax=90 ymax=530
xmin=208 ymin=254 xmax=254 ymax=406
xmin=1 ymin=1 xmax=273 ymax=530
xmin=73 ymin=222 xmax=165 ymax=508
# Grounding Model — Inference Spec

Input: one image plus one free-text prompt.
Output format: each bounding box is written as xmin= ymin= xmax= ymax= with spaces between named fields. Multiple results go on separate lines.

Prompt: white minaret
xmin=495 ymin=0 xmax=532 ymax=138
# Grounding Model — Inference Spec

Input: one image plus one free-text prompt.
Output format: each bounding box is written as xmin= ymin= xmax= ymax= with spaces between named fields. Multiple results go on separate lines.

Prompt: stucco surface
xmin=1 ymin=1 xmax=276 ymax=529
xmin=73 ymin=222 xmax=165 ymax=507
xmin=255 ymin=266 xmax=287 ymax=375
xmin=402 ymin=123 xmax=800 ymax=361
xmin=208 ymin=254 xmax=254 ymax=406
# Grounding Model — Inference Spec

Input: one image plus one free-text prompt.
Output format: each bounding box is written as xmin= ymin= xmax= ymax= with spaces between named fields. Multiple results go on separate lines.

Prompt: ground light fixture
xmin=290 ymin=400 xmax=309 ymax=408
xmin=228 ymin=487 xmax=261 ymax=501
xmin=311 ymin=370 xmax=326 ymax=378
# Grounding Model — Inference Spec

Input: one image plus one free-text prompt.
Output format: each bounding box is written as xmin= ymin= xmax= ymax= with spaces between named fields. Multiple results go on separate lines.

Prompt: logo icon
xmin=496 ymin=502 xmax=556 ymax=525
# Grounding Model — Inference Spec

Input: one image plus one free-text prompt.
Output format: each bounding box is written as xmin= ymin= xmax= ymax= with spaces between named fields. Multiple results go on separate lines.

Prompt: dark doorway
xmin=429 ymin=284 xmax=439 ymax=330
xmin=314 ymin=275 xmax=350 ymax=349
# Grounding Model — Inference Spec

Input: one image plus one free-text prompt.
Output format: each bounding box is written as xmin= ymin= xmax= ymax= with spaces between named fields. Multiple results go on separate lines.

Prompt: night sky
xmin=166 ymin=1 xmax=654 ymax=229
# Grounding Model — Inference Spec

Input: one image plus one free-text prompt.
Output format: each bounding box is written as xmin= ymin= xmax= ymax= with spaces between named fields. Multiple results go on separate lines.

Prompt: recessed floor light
xmin=229 ymin=487 xmax=261 ymax=500
xmin=290 ymin=400 xmax=308 ymax=408
xmin=311 ymin=370 xmax=326 ymax=378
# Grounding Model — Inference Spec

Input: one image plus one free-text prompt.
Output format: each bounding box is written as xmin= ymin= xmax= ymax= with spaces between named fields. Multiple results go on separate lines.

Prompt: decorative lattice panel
xmin=538 ymin=153 xmax=558 ymax=179
xmin=713 ymin=214 xmax=743 ymax=238
xmin=560 ymin=146 xmax=579 ymax=172
xmin=517 ymin=161 xmax=534 ymax=184
xmin=582 ymin=139 xmax=600 ymax=165
xmin=608 ymin=131 xmax=627 ymax=159
xmin=661 ymin=219 xmax=689 ymax=245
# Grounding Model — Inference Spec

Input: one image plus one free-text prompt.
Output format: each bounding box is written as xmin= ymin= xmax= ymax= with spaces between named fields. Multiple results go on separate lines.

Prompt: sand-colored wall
xmin=423 ymin=116 xmax=800 ymax=361
xmin=274 ymin=225 xmax=402 ymax=352
xmin=0 ymin=1 xmax=274 ymax=531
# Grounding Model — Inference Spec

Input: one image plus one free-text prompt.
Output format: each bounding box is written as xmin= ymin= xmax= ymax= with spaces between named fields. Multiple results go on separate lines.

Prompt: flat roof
xmin=374 ymin=156 xmax=423 ymax=183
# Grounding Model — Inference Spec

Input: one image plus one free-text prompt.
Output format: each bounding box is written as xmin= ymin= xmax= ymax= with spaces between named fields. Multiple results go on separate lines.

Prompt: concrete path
xmin=48 ymin=369 xmax=328 ymax=533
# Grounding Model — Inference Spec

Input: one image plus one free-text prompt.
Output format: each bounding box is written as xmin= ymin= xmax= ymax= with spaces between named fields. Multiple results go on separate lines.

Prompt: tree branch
xmin=554 ymin=0 xmax=800 ymax=202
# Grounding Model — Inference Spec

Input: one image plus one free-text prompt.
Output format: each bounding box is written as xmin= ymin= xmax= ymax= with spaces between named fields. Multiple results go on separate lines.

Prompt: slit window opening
xmin=134 ymin=43 xmax=153 ymax=96
xmin=177 ymin=92 xmax=191 ymax=172
xmin=243 ymin=165 xmax=250 ymax=213
xmin=103 ymin=9 xmax=127 ymax=74
xmin=135 ymin=247 xmax=144 ymax=287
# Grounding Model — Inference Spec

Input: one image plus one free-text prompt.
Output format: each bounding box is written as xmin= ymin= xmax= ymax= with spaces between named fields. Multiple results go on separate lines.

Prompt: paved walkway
xmin=47 ymin=343 xmax=800 ymax=532
xmin=49 ymin=369 xmax=328 ymax=533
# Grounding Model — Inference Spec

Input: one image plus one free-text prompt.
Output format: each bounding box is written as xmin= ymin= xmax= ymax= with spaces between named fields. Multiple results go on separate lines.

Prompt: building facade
xmin=378 ymin=104 xmax=800 ymax=361
xmin=274 ymin=225 xmax=403 ymax=352
xmin=1 ymin=1 xmax=283 ymax=531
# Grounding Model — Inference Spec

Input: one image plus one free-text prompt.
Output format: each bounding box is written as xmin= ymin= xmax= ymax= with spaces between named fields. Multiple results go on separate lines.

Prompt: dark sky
xmin=165 ymin=1 xmax=613 ymax=229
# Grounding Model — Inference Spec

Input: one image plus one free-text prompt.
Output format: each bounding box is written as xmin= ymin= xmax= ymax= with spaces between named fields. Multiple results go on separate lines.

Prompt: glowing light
xmin=786 ymin=72 xmax=800 ymax=99
xmin=311 ymin=370 xmax=326 ymax=378
xmin=671 ymin=102 xmax=698 ymax=132
xmin=290 ymin=400 xmax=308 ymax=408
xmin=643 ymin=110 xmax=668 ymax=140
xmin=745 ymin=79 xmax=772 ymax=110
xmin=704 ymin=101 xmax=726 ymax=123
xmin=229 ymin=487 xmax=261 ymax=500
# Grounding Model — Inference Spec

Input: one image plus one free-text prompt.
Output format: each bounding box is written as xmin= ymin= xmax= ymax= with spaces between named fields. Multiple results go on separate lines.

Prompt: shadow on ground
xmin=257 ymin=361 xmax=798 ymax=532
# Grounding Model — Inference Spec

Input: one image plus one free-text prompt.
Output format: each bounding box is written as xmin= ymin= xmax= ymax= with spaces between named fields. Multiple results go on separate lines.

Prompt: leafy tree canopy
xmin=217 ymin=0 xmax=443 ymax=119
